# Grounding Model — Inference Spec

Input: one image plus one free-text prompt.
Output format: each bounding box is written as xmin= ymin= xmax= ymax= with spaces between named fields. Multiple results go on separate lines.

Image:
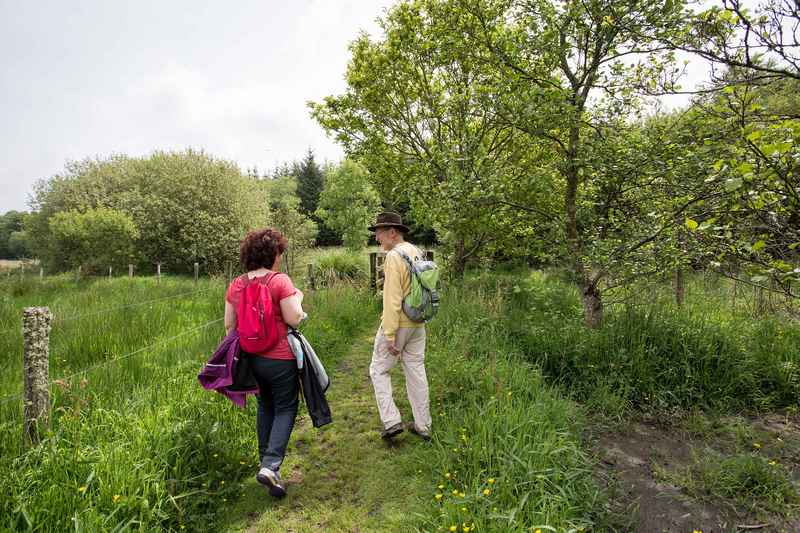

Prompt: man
xmin=368 ymin=211 xmax=431 ymax=441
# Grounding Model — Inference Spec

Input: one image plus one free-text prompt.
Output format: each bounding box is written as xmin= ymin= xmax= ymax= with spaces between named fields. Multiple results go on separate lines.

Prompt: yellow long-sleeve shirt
xmin=381 ymin=241 xmax=425 ymax=342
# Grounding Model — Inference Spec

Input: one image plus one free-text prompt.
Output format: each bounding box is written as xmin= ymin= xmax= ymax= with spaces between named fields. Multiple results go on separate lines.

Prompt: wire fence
xmin=0 ymin=317 xmax=224 ymax=407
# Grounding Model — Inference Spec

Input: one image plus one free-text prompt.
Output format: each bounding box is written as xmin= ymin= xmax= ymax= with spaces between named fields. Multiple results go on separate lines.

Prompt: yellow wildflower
xmin=461 ymin=507 xmax=467 ymax=512
xmin=488 ymin=478 xmax=495 ymax=484
xmin=112 ymin=494 xmax=121 ymax=503
xmin=435 ymin=494 xmax=443 ymax=500
xmin=445 ymin=472 xmax=452 ymax=479
xmin=753 ymin=442 xmax=761 ymax=449
xmin=769 ymin=460 xmax=778 ymax=466
xmin=692 ymin=530 xmax=703 ymax=533
xmin=459 ymin=492 xmax=466 ymax=498
xmin=220 ymin=480 xmax=225 ymax=485
xmin=483 ymin=489 xmax=491 ymax=496
xmin=438 ymin=484 xmax=445 ymax=489
xmin=450 ymin=526 xmax=457 ymax=532
xmin=78 ymin=486 xmax=87 ymax=493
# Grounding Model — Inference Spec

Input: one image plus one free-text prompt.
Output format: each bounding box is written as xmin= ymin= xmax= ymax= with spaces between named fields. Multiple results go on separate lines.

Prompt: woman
xmin=224 ymin=228 xmax=305 ymax=497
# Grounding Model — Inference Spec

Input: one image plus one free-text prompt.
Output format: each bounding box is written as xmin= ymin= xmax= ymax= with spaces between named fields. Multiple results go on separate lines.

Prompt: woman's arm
xmin=224 ymin=301 xmax=237 ymax=334
xmin=280 ymin=293 xmax=305 ymax=328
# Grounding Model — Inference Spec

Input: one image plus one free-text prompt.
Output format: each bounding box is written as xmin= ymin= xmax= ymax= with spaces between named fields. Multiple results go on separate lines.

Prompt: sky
xmin=0 ymin=0 xmax=711 ymax=214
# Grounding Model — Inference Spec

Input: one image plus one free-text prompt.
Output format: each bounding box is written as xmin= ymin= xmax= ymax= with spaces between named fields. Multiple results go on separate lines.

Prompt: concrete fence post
xmin=22 ymin=307 xmax=52 ymax=445
xmin=157 ymin=263 xmax=161 ymax=283
xmin=194 ymin=262 xmax=199 ymax=284
xmin=129 ymin=264 xmax=134 ymax=278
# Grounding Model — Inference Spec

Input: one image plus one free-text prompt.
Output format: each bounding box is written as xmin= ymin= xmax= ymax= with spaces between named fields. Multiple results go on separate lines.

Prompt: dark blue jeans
xmin=248 ymin=356 xmax=299 ymax=472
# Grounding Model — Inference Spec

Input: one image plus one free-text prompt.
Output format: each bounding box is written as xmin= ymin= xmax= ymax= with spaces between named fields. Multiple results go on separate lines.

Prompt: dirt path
xmin=221 ymin=326 xmax=429 ymax=533
xmin=593 ymin=415 xmax=800 ymax=532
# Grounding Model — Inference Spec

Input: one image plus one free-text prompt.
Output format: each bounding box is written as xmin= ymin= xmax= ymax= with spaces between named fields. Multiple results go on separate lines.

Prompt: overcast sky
xmin=0 ymin=0 xmax=710 ymax=214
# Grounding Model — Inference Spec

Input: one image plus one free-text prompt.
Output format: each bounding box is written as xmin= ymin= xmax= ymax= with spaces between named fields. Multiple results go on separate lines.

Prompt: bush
xmin=312 ymin=249 xmax=368 ymax=287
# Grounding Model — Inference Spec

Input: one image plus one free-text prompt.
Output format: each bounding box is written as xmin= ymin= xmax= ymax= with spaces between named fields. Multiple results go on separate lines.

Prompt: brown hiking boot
xmin=405 ymin=422 xmax=431 ymax=441
xmin=380 ymin=422 xmax=404 ymax=440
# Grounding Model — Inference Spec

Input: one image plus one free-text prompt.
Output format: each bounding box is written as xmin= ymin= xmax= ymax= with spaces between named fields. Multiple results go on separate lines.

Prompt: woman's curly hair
xmin=239 ymin=228 xmax=288 ymax=271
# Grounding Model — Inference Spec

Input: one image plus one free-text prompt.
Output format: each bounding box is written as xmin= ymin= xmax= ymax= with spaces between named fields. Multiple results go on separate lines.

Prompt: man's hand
xmin=384 ymin=338 xmax=401 ymax=357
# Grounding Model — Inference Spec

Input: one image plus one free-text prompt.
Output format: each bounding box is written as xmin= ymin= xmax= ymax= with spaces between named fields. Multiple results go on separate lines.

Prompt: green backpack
xmin=395 ymin=249 xmax=440 ymax=323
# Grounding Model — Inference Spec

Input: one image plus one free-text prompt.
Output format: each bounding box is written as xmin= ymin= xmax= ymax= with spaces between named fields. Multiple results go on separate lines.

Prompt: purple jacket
xmin=198 ymin=330 xmax=259 ymax=409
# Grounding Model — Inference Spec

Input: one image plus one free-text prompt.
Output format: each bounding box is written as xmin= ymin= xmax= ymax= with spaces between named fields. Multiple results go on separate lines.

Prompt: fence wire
xmin=0 ymin=317 xmax=224 ymax=406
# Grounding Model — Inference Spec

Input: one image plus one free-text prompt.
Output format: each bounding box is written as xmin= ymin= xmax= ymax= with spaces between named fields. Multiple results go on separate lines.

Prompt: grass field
xmin=1 ymin=256 xmax=799 ymax=531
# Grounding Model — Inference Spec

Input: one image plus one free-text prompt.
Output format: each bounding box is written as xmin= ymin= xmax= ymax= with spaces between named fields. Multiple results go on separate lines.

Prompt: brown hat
xmin=368 ymin=211 xmax=410 ymax=233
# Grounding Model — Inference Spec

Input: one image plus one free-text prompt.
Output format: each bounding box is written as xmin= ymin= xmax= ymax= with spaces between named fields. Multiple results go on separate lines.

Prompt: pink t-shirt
xmin=226 ymin=272 xmax=298 ymax=360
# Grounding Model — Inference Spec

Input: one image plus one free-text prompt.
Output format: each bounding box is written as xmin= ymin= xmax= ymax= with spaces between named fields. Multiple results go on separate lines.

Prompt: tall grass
xmin=412 ymin=277 xmax=606 ymax=532
xmin=503 ymin=271 xmax=800 ymax=413
xmin=0 ymin=276 xmax=377 ymax=532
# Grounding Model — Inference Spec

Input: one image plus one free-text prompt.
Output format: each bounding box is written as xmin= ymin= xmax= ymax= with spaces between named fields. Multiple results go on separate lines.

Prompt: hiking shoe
xmin=406 ymin=422 xmax=431 ymax=441
xmin=256 ymin=467 xmax=287 ymax=497
xmin=380 ymin=422 xmax=404 ymax=440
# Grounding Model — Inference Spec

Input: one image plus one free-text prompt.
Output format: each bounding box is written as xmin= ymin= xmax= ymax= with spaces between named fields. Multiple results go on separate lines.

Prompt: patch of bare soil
xmin=592 ymin=415 xmax=800 ymax=533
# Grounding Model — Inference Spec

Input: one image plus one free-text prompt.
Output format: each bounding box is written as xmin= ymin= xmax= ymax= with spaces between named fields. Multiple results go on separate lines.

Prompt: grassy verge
xmin=0 ymin=278 xmax=377 ymax=531
xmin=410 ymin=277 xmax=607 ymax=532
xmin=502 ymin=270 xmax=800 ymax=415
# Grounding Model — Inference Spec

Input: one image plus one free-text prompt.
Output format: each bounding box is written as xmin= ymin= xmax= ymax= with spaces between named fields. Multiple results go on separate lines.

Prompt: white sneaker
xmin=256 ymin=467 xmax=287 ymax=497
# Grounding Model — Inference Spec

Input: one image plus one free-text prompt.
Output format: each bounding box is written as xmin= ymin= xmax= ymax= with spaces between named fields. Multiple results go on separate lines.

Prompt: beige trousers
xmin=369 ymin=326 xmax=431 ymax=432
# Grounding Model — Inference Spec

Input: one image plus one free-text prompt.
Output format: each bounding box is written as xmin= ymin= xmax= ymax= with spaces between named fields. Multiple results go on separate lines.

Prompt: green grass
xmin=0 ymin=275 xmax=378 ymax=531
xmin=654 ymin=451 xmax=800 ymax=517
xmin=502 ymin=270 xmax=800 ymax=415
xmin=3 ymin=263 xmax=799 ymax=530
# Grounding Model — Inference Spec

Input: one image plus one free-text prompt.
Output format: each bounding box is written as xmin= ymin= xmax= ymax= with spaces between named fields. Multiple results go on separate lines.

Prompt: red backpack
xmin=237 ymin=273 xmax=281 ymax=353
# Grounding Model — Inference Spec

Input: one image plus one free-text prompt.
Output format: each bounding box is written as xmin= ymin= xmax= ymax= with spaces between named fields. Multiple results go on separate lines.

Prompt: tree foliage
xmin=262 ymin=176 xmax=318 ymax=275
xmin=47 ymin=208 xmax=139 ymax=273
xmin=28 ymin=150 xmax=267 ymax=273
xmin=316 ymin=160 xmax=382 ymax=251
xmin=0 ymin=211 xmax=30 ymax=259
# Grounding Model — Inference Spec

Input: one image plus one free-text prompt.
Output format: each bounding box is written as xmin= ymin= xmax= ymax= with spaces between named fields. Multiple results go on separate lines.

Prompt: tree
xmin=676 ymin=70 xmax=800 ymax=297
xmin=295 ymin=149 xmax=325 ymax=216
xmin=0 ymin=211 xmax=28 ymax=259
xmin=316 ymin=160 xmax=382 ymax=251
xmin=311 ymin=0 xmax=551 ymax=277
xmin=7 ymin=231 xmax=30 ymax=259
xmin=28 ymin=150 xmax=267 ymax=273
xmin=456 ymin=0 xmax=697 ymax=326
xmin=47 ymin=208 xmax=139 ymax=273
xmin=262 ymin=176 xmax=318 ymax=275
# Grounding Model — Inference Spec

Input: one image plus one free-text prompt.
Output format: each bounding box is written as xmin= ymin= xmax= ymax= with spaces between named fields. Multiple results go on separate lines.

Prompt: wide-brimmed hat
xmin=368 ymin=212 xmax=410 ymax=233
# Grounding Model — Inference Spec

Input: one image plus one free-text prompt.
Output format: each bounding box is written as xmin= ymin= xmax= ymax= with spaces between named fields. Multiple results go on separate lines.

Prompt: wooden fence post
xmin=674 ymin=268 xmax=685 ymax=307
xmin=369 ymin=252 xmax=377 ymax=292
xmin=307 ymin=263 xmax=316 ymax=291
xmin=194 ymin=262 xmax=199 ymax=284
xmin=39 ymin=267 xmax=43 ymax=279
xmin=108 ymin=266 xmax=112 ymax=279
xmin=157 ymin=263 xmax=161 ymax=283
xmin=129 ymin=264 xmax=134 ymax=278
xmin=22 ymin=307 xmax=52 ymax=445
xmin=76 ymin=265 xmax=82 ymax=282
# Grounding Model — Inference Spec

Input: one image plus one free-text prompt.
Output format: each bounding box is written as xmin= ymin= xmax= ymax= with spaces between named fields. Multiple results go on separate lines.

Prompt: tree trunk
xmin=581 ymin=282 xmax=603 ymax=329
xmin=563 ymin=121 xmax=603 ymax=328
xmin=674 ymin=267 xmax=685 ymax=307
xmin=450 ymin=237 xmax=467 ymax=279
